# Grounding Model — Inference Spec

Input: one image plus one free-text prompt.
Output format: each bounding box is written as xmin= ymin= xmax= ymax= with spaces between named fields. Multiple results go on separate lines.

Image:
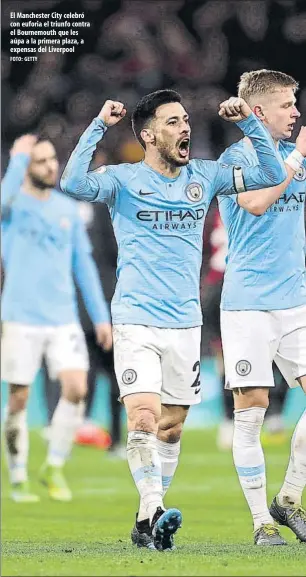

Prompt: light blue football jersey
xmin=218 ymin=139 xmax=306 ymax=310
xmin=61 ymin=113 xmax=286 ymax=328
xmin=1 ymin=154 xmax=110 ymax=326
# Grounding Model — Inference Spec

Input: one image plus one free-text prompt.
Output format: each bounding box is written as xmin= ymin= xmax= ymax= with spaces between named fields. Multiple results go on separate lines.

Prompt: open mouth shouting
xmin=178 ymin=137 xmax=190 ymax=158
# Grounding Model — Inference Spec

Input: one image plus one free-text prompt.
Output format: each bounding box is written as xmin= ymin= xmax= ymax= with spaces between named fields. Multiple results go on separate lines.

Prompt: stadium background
xmin=1 ymin=0 xmax=306 ymax=429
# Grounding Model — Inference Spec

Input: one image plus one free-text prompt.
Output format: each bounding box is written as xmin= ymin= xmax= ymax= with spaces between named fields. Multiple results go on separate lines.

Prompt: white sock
xmin=127 ymin=431 xmax=164 ymax=524
xmin=47 ymin=398 xmax=85 ymax=467
xmin=137 ymin=438 xmax=181 ymax=522
xmin=157 ymin=438 xmax=181 ymax=496
xmin=278 ymin=409 xmax=306 ymax=507
xmin=233 ymin=407 xmax=273 ymax=530
xmin=4 ymin=408 xmax=29 ymax=484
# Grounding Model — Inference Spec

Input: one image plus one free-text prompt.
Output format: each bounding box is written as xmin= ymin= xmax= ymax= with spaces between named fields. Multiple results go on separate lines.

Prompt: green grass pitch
xmin=2 ymin=429 xmax=306 ymax=576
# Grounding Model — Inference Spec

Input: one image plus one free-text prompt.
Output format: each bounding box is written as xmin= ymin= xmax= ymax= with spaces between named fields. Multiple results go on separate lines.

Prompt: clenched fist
xmin=10 ymin=134 xmax=37 ymax=157
xmin=219 ymin=97 xmax=252 ymax=123
xmin=295 ymin=126 xmax=306 ymax=157
xmin=98 ymin=100 xmax=127 ymax=127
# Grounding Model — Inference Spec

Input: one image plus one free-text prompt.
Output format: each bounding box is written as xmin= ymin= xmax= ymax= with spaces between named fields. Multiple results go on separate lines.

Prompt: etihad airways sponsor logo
xmin=274 ymin=192 xmax=305 ymax=204
xmin=136 ymin=208 xmax=205 ymax=230
xmin=268 ymin=191 xmax=305 ymax=213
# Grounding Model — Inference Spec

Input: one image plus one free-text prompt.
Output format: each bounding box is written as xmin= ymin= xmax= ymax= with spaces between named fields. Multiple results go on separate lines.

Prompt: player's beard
xmin=158 ymin=140 xmax=189 ymax=168
xmin=29 ymin=173 xmax=57 ymax=190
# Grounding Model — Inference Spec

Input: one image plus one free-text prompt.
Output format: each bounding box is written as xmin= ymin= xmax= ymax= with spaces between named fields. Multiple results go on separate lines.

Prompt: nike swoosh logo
xmin=274 ymin=506 xmax=287 ymax=521
xmin=139 ymin=190 xmax=155 ymax=196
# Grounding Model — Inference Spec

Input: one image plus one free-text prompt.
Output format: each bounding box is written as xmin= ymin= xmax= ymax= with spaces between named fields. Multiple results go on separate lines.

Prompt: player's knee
xmin=127 ymin=406 xmax=160 ymax=434
xmin=158 ymin=404 xmax=189 ymax=442
xmin=8 ymin=384 xmax=29 ymax=413
xmin=249 ymin=392 xmax=269 ymax=410
xmin=158 ymin=420 xmax=183 ymax=443
xmin=63 ymin=385 xmax=87 ymax=404
xmin=233 ymin=387 xmax=269 ymax=410
xmin=60 ymin=370 xmax=88 ymax=403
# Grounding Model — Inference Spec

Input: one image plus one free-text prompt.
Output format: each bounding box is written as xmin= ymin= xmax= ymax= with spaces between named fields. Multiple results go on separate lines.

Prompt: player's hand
xmin=219 ymin=97 xmax=252 ymax=122
xmin=95 ymin=322 xmax=113 ymax=351
xmin=295 ymin=125 xmax=306 ymax=157
xmin=10 ymin=134 xmax=37 ymax=157
xmin=98 ymin=100 xmax=127 ymax=127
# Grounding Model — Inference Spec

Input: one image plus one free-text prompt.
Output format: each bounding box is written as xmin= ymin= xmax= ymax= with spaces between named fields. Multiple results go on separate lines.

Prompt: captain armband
xmin=233 ymin=166 xmax=246 ymax=193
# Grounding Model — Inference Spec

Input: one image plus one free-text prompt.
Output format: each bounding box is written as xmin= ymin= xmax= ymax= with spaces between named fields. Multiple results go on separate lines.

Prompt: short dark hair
xmin=131 ymin=89 xmax=182 ymax=148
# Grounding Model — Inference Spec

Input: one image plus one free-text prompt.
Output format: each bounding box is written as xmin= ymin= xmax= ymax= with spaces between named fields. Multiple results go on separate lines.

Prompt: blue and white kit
xmin=60 ymin=112 xmax=286 ymax=403
xmin=218 ymin=138 xmax=306 ymax=389
xmin=1 ymin=153 xmax=110 ymax=384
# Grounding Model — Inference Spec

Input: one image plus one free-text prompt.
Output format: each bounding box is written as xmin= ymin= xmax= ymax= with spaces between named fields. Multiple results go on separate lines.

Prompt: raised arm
xmin=214 ymin=98 xmax=287 ymax=196
xmin=60 ymin=100 xmax=126 ymax=203
xmin=221 ymin=126 xmax=306 ymax=215
xmin=1 ymin=135 xmax=37 ymax=208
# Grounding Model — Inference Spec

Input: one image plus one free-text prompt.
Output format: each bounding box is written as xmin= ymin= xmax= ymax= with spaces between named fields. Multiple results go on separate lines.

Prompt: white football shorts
xmin=1 ymin=322 xmax=89 ymax=385
xmin=113 ymin=324 xmax=202 ymax=405
xmin=221 ymin=305 xmax=306 ymax=389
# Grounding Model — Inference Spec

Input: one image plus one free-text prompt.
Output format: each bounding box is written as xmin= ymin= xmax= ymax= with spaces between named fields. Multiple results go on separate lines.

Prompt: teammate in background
xmin=1 ymin=135 xmax=112 ymax=503
xmin=218 ymin=70 xmax=306 ymax=545
xmin=60 ymin=90 xmax=286 ymax=550
xmin=41 ymin=202 xmax=124 ymax=457
xmin=200 ymin=206 xmax=290 ymax=450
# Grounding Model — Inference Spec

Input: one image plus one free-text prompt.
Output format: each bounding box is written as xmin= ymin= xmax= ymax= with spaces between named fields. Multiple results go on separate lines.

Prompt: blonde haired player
xmin=218 ymin=70 xmax=306 ymax=545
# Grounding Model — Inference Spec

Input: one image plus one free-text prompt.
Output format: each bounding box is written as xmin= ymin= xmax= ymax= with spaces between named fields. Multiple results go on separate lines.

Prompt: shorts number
xmin=191 ymin=361 xmax=201 ymax=395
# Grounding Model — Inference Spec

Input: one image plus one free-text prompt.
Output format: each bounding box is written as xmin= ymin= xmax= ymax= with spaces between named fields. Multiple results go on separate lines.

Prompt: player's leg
xmin=221 ymin=309 xmax=286 ymax=545
xmin=41 ymin=324 xmax=88 ymax=501
xmin=262 ymin=362 xmax=288 ymax=446
xmin=278 ymin=378 xmax=306 ymax=511
xmin=114 ymin=325 xmax=164 ymax=522
xmin=233 ymin=387 xmax=287 ymax=545
xmin=217 ymin=352 xmax=234 ymax=450
xmin=41 ymin=357 xmax=61 ymax=441
xmin=1 ymin=323 xmax=43 ymax=502
xmin=269 ymin=308 xmax=306 ymax=541
xmin=157 ymin=326 xmax=202 ymax=497
xmin=147 ymin=326 xmax=201 ymax=550
xmin=270 ymin=405 xmax=306 ymax=542
xmin=124 ymin=392 xmax=165 ymax=535
xmin=157 ymin=404 xmax=188 ymax=498
xmin=133 ymin=403 xmax=188 ymax=550
xmin=113 ymin=324 xmax=181 ymax=551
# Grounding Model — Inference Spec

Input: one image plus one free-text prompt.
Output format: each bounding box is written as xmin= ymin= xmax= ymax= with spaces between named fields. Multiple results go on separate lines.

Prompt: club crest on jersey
xmin=294 ymin=165 xmax=306 ymax=181
xmin=235 ymin=360 xmax=252 ymax=377
xmin=122 ymin=369 xmax=137 ymax=385
xmin=185 ymin=182 xmax=203 ymax=202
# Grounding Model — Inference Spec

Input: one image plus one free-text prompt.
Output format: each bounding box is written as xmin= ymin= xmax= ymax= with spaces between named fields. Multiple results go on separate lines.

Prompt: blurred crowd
xmin=2 ymin=0 xmax=306 ymax=169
